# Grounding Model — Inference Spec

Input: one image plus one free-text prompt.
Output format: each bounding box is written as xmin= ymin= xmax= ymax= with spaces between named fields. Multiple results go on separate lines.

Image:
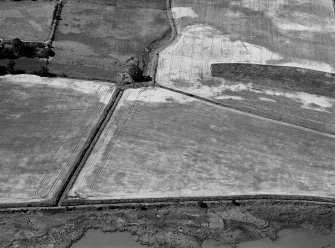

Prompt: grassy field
xmin=0 ymin=0 xmax=55 ymax=41
xmin=66 ymin=87 xmax=335 ymax=203
xmin=49 ymin=1 xmax=170 ymax=81
xmin=0 ymin=75 xmax=116 ymax=206
xmin=156 ymin=0 xmax=335 ymax=134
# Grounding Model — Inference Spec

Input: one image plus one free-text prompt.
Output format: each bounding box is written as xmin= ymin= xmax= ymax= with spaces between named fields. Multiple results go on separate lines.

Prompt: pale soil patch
xmin=2 ymin=75 xmax=113 ymax=104
xmin=172 ymin=7 xmax=198 ymax=19
xmin=261 ymin=90 xmax=334 ymax=112
xmin=125 ymin=87 xmax=195 ymax=103
xmin=216 ymin=95 xmax=244 ymax=100
xmin=235 ymin=0 xmax=335 ymax=34
xmin=259 ymin=97 xmax=277 ymax=102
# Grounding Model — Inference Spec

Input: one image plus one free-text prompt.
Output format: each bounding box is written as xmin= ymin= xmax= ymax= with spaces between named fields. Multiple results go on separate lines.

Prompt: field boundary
xmin=47 ymin=0 xmax=64 ymax=44
xmin=143 ymin=7 xmax=178 ymax=85
xmin=63 ymin=194 xmax=335 ymax=206
xmin=2 ymin=195 xmax=335 ymax=214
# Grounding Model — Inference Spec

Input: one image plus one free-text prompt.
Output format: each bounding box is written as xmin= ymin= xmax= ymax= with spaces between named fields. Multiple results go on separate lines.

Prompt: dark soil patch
xmin=211 ymin=63 xmax=335 ymax=97
xmin=0 ymin=58 xmax=46 ymax=75
xmin=49 ymin=62 xmax=120 ymax=82
xmin=69 ymin=0 xmax=168 ymax=9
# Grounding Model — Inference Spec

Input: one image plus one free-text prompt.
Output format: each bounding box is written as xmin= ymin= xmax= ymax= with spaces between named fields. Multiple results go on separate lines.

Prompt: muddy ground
xmin=0 ymin=200 xmax=334 ymax=248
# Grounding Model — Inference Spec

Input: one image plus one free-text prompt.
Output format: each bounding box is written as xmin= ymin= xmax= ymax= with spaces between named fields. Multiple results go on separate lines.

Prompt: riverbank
xmin=1 ymin=200 xmax=334 ymax=247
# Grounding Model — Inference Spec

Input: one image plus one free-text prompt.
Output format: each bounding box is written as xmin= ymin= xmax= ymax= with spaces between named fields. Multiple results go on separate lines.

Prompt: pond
xmin=71 ymin=230 xmax=143 ymax=248
xmin=71 ymin=228 xmax=335 ymax=248
xmin=202 ymin=228 xmax=335 ymax=248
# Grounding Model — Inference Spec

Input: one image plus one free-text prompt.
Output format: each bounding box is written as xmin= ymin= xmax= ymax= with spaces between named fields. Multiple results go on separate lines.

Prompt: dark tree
xmin=128 ymin=64 xmax=144 ymax=82
xmin=197 ymin=200 xmax=208 ymax=209
xmin=6 ymin=61 xmax=15 ymax=74
xmin=12 ymin=38 xmax=23 ymax=56
xmin=0 ymin=66 xmax=6 ymax=76
xmin=232 ymin=199 xmax=241 ymax=206
xmin=36 ymin=48 xmax=55 ymax=58
xmin=0 ymin=47 xmax=17 ymax=60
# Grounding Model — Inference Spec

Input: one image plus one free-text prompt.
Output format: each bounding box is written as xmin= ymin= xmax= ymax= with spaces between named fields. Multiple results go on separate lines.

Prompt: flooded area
xmin=72 ymin=228 xmax=335 ymax=248
xmin=202 ymin=228 xmax=335 ymax=248
xmin=71 ymin=230 xmax=143 ymax=248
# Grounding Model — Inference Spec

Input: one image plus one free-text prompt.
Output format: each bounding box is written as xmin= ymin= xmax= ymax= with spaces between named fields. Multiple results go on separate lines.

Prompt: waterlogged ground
xmin=71 ymin=230 xmax=143 ymax=248
xmin=2 ymin=201 xmax=334 ymax=248
xmin=238 ymin=228 xmax=335 ymax=248
xmin=70 ymin=228 xmax=335 ymax=248
xmin=203 ymin=228 xmax=335 ymax=248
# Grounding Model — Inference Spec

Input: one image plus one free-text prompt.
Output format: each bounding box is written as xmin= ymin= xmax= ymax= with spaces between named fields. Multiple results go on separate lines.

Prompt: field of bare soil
xmin=0 ymin=75 xmax=116 ymax=207
xmin=65 ymin=87 xmax=335 ymax=204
